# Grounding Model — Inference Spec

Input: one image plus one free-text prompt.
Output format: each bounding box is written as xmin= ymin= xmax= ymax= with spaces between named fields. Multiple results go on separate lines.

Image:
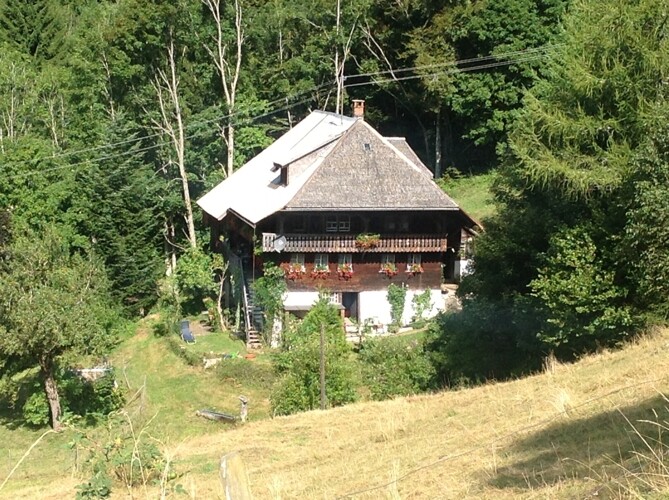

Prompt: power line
xmin=3 ymin=45 xmax=557 ymax=182
xmin=2 ymin=80 xmax=336 ymax=169
xmin=347 ymin=43 xmax=561 ymax=80
xmin=344 ymin=52 xmax=551 ymax=89
xmin=5 ymin=91 xmax=328 ymax=181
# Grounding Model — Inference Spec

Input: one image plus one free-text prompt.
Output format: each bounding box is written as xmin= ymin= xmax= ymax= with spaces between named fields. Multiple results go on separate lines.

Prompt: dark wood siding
xmin=266 ymin=253 xmax=443 ymax=292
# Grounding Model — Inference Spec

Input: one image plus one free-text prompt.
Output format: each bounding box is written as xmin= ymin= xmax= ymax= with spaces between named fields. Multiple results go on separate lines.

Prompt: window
xmin=326 ymin=216 xmax=338 ymax=232
xmin=380 ymin=253 xmax=397 ymax=275
xmin=290 ymin=253 xmax=305 ymax=271
xmin=407 ymin=254 xmax=421 ymax=266
xmin=338 ymin=254 xmax=353 ymax=266
xmin=407 ymin=254 xmax=423 ymax=274
xmin=314 ymin=253 xmax=329 ymax=269
xmin=328 ymin=292 xmax=342 ymax=304
xmin=338 ymin=254 xmax=353 ymax=276
xmin=325 ymin=215 xmax=351 ymax=233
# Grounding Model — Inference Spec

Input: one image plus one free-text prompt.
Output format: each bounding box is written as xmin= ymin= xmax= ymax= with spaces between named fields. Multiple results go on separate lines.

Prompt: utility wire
xmin=344 ymin=52 xmax=550 ymax=89
xmin=347 ymin=43 xmax=561 ymax=80
xmin=3 ymin=45 xmax=556 ymax=181
xmin=5 ymin=92 xmax=327 ymax=181
xmin=1 ymin=80 xmax=336 ymax=169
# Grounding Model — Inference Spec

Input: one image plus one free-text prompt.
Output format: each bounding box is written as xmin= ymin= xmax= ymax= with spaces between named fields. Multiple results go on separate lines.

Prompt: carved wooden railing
xmin=262 ymin=233 xmax=448 ymax=253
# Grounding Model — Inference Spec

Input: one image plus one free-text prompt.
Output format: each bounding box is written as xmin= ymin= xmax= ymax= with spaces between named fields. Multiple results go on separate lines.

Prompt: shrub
xmin=270 ymin=297 xmax=357 ymax=415
xmin=387 ymin=283 xmax=407 ymax=330
xmin=22 ymin=390 xmax=50 ymax=427
xmin=73 ymin=412 xmax=173 ymax=497
xmin=412 ymin=289 xmax=433 ymax=322
xmin=358 ymin=337 xmax=435 ymax=400
xmin=425 ymin=298 xmax=545 ymax=386
xmin=164 ymin=335 xmax=200 ymax=366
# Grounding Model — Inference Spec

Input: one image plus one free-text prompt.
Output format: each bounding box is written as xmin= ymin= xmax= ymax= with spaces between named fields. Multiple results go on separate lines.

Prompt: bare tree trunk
xmin=203 ymin=0 xmax=244 ymax=178
xmin=435 ymin=108 xmax=442 ymax=179
xmin=40 ymin=359 xmax=62 ymax=431
xmin=153 ymin=37 xmax=197 ymax=248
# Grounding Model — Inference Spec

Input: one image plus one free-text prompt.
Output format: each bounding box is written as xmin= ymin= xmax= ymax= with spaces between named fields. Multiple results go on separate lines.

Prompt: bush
xmin=74 ymin=412 xmax=174 ymax=498
xmin=22 ymin=372 xmax=125 ymax=427
xmin=387 ymin=283 xmax=407 ymax=329
xmin=358 ymin=337 xmax=435 ymax=400
xmin=270 ymin=297 xmax=357 ymax=415
xmin=22 ymin=390 xmax=50 ymax=427
xmin=425 ymin=298 xmax=544 ymax=386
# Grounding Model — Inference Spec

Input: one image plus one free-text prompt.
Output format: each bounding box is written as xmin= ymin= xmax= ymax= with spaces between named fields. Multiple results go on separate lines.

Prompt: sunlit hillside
xmin=5 ymin=326 xmax=669 ymax=499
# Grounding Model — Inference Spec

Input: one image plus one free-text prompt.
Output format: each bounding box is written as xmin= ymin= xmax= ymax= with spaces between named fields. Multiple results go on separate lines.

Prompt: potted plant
xmin=284 ymin=263 xmax=305 ymax=281
xmin=337 ymin=263 xmax=353 ymax=280
xmin=407 ymin=263 xmax=423 ymax=275
xmin=355 ymin=233 xmax=381 ymax=249
xmin=311 ymin=264 xmax=330 ymax=279
xmin=379 ymin=262 xmax=398 ymax=278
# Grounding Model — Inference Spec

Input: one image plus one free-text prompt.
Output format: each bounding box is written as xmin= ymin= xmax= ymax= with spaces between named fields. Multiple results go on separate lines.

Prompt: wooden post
xmin=239 ymin=396 xmax=248 ymax=423
xmin=320 ymin=323 xmax=326 ymax=410
xmin=220 ymin=451 xmax=252 ymax=500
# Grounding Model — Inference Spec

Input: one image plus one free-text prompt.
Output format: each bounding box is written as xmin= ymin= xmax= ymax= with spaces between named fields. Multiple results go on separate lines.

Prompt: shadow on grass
xmin=487 ymin=393 xmax=669 ymax=493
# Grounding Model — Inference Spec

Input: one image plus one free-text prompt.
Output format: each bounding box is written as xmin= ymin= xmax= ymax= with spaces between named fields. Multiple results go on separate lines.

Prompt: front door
xmin=342 ymin=292 xmax=358 ymax=321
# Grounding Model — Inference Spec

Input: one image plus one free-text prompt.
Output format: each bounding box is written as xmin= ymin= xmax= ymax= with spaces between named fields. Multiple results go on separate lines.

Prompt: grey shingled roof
xmin=387 ymin=137 xmax=434 ymax=179
xmin=284 ymin=120 xmax=459 ymax=211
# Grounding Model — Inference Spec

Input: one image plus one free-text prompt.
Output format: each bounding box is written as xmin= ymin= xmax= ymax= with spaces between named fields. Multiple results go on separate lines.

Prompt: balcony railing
xmin=262 ymin=233 xmax=448 ymax=253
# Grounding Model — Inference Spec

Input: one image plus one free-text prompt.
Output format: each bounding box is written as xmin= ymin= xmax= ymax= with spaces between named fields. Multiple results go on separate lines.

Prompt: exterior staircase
xmin=244 ymin=280 xmax=263 ymax=349
xmin=242 ymin=268 xmax=264 ymax=349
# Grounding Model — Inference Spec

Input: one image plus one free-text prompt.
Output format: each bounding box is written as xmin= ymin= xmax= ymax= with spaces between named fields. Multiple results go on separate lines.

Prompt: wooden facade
xmin=263 ymin=254 xmax=444 ymax=293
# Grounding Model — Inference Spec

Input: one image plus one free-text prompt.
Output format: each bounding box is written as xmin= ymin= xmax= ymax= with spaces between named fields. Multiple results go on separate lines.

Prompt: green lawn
xmin=439 ymin=171 xmax=496 ymax=221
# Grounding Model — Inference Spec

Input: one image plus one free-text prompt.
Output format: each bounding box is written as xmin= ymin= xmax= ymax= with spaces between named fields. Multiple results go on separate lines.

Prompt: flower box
xmin=337 ymin=263 xmax=353 ymax=280
xmin=407 ymin=263 xmax=424 ymax=275
xmin=379 ymin=262 xmax=398 ymax=278
xmin=355 ymin=233 xmax=381 ymax=249
xmin=311 ymin=264 xmax=330 ymax=279
xmin=283 ymin=263 xmax=305 ymax=281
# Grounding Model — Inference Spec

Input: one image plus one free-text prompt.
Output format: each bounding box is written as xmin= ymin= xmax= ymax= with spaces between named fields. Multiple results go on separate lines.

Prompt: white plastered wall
xmin=358 ymin=288 xmax=445 ymax=328
xmin=283 ymin=291 xmax=321 ymax=309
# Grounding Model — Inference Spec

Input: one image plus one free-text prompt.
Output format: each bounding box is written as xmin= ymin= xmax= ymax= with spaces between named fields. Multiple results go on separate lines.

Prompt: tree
xmin=271 ymin=297 xmax=356 ymax=415
xmin=436 ymin=0 xmax=669 ymax=375
xmin=202 ymin=0 xmax=244 ymax=177
xmin=0 ymin=227 xmax=117 ymax=430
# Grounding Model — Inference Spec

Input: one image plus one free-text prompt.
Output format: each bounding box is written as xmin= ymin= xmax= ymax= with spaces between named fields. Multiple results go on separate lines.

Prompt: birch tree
xmin=202 ymin=0 xmax=244 ymax=177
xmin=152 ymin=36 xmax=197 ymax=249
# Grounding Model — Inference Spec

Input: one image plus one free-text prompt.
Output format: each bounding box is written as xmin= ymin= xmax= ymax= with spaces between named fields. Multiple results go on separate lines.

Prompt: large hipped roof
xmin=197 ymin=110 xmax=463 ymax=225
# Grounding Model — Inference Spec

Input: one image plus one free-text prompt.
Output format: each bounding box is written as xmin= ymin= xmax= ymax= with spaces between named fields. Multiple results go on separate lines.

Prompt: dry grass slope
xmin=4 ymin=327 xmax=669 ymax=498
xmin=176 ymin=328 xmax=669 ymax=499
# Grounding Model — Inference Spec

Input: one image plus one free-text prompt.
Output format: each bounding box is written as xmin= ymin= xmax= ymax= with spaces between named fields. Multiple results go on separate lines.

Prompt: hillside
xmin=4 ymin=327 xmax=669 ymax=498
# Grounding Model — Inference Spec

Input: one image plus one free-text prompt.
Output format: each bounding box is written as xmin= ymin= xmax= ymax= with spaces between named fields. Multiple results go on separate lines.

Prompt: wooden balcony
xmin=262 ymin=233 xmax=448 ymax=253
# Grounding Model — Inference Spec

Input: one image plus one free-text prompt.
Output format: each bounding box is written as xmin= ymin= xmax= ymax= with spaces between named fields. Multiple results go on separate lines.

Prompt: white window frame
xmin=314 ymin=253 xmax=329 ymax=269
xmin=325 ymin=216 xmax=338 ymax=232
xmin=325 ymin=215 xmax=351 ymax=233
xmin=290 ymin=253 xmax=305 ymax=271
xmin=338 ymin=253 xmax=353 ymax=267
xmin=381 ymin=254 xmax=395 ymax=265
xmin=407 ymin=254 xmax=422 ymax=272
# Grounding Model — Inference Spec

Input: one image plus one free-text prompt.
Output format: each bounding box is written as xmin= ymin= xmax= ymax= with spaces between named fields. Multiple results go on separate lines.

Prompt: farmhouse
xmin=197 ymin=101 xmax=477 ymax=343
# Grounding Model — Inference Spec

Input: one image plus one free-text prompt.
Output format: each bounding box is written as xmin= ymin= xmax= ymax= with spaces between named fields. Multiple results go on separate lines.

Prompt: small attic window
xmin=363 ymin=143 xmax=371 ymax=151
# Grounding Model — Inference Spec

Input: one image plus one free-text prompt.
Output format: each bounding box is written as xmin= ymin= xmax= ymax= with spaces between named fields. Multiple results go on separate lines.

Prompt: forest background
xmin=1 ymin=0 xmax=669 ymax=415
